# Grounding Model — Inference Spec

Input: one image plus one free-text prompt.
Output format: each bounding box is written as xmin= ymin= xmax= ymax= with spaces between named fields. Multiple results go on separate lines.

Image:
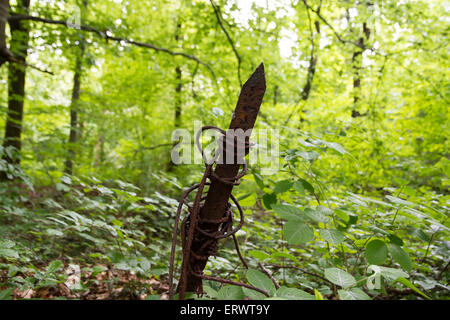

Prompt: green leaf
xmin=271 ymin=204 xmax=304 ymax=221
xmin=0 ymin=288 xmax=14 ymax=300
xmin=387 ymin=234 xmax=404 ymax=246
xmin=365 ymin=240 xmax=388 ymax=265
xmin=0 ymin=239 xmax=15 ymax=249
xmin=389 ymin=244 xmax=412 ymax=272
xmin=294 ymin=178 xmax=315 ymax=194
xmin=46 ymin=260 xmax=63 ymax=273
xmin=283 ymin=220 xmax=314 ymax=245
xmin=217 ymin=285 xmax=245 ymax=300
xmin=276 ymin=286 xmax=314 ymax=300
xmin=338 ymin=288 xmax=371 ymax=300
xmin=0 ymin=248 xmax=19 ymax=259
xmin=334 ymin=209 xmax=350 ymax=223
xmin=262 ymin=193 xmax=277 ymax=209
xmin=293 ymin=181 xmax=305 ymax=194
xmin=242 ymin=287 xmax=266 ymax=300
xmin=248 ymin=250 xmax=271 ymax=261
xmin=367 ymin=265 xmax=409 ymax=281
xmin=314 ymin=289 xmax=324 ymax=300
xmin=304 ymin=208 xmax=330 ymax=223
xmin=323 ymin=141 xmax=348 ymax=155
xmin=246 ymin=269 xmax=276 ymax=296
xmin=296 ymin=151 xmax=319 ymax=161
xmin=409 ymin=228 xmax=430 ymax=242
xmin=270 ymin=252 xmax=300 ymax=264
xmin=253 ymin=172 xmax=265 ymax=189
xmin=273 ymin=180 xmax=293 ymax=194
xmin=319 ymin=229 xmax=345 ymax=245
xmin=203 ymin=285 xmax=218 ymax=298
xmin=324 ymin=268 xmax=356 ymax=288
xmin=396 ymin=277 xmax=431 ymax=300
xmin=385 ymin=195 xmax=413 ymax=206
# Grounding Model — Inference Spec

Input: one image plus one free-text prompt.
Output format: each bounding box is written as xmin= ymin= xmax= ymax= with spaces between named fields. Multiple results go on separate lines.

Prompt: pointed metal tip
xmin=254 ymin=62 xmax=264 ymax=76
xmin=245 ymin=62 xmax=265 ymax=88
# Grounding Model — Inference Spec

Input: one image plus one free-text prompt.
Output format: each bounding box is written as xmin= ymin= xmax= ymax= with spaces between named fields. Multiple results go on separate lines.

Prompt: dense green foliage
xmin=0 ymin=0 xmax=448 ymax=300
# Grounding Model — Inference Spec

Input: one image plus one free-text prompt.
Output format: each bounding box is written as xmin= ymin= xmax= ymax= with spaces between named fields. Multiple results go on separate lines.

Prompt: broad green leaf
xmin=334 ymin=209 xmax=349 ymax=223
xmin=385 ymin=195 xmax=413 ymax=206
xmin=368 ymin=265 xmax=409 ymax=281
xmin=316 ymin=205 xmax=333 ymax=215
xmin=324 ymin=268 xmax=356 ymax=288
xmin=262 ymin=193 xmax=277 ymax=209
xmin=253 ymin=172 xmax=265 ymax=189
xmin=274 ymin=180 xmax=293 ymax=194
xmin=0 ymin=239 xmax=15 ymax=249
xmin=294 ymin=178 xmax=315 ymax=194
xmin=203 ymin=285 xmax=218 ymax=298
xmin=243 ymin=287 xmax=266 ymax=300
xmin=296 ymin=150 xmax=319 ymax=161
xmin=293 ymin=181 xmax=305 ymax=194
xmin=387 ymin=234 xmax=404 ymax=246
xmin=283 ymin=220 xmax=314 ymax=245
xmin=270 ymin=252 xmax=300 ymax=264
xmin=237 ymin=193 xmax=257 ymax=207
xmin=396 ymin=278 xmax=431 ymax=300
xmin=276 ymin=286 xmax=315 ymax=300
xmin=46 ymin=260 xmax=63 ymax=273
xmin=0 ymin=248 xmax=19 ymax=259
xmin=319 ymin=229 xmax=345 ymax=245
xmin=365 ymin=240 xmax=388 ymax=265
xmin=304 ymin=208 xmax=330 ymax=223
xmin=271 ymin=204 xmax=304 ymax=221
xmin=389 ymin=244 xmax=412 ymax=272
xmin=0 ymin=288 xmax=14 ymax=300
xmin=246 ymin=269 xmax=276 ymax=296
xmin=323 ymin=141 xmax=348 ymax=155
xmin=217 ymin=285 xmax=245 ymax=300
xmin=248 ymin=250 xmax=271 ymax=261
xmin=338 ymin=288 xmax=371 ymax=300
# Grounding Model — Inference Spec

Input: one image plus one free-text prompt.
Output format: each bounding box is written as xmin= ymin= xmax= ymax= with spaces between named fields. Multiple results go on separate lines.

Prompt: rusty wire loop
xmin=168 ymin=125 xmax=253 ymax=300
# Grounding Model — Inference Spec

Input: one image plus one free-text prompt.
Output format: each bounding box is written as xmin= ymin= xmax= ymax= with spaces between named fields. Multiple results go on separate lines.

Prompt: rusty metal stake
xmin=176 ymin=63 xmax=266 ymax=298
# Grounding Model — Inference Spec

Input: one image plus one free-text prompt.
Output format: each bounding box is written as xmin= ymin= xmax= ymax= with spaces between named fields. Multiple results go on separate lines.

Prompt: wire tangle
xmin=168 ymin=125 xmax=252 ymax=300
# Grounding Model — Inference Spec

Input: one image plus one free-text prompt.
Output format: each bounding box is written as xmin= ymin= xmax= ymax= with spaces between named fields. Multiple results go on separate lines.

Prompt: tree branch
xmin=8 ymin=14 xmax=217 ymax=81
xmin=210 ymin=0 xmax=242 ymax=87
xmin=302 ymin=0 xmax=368 ymax=50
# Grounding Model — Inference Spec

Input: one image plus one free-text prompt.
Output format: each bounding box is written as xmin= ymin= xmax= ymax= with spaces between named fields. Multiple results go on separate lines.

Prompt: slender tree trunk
xmin=0 ymin=0 xmax=12 ymax=66
xmin=174 ymin=20 xmax=182 ymax=129
xmin=64 ymin=38 xmax=86 ymax=175
xmin=64 ymin=1 xmax=87 ymax=175
xmin=1 ymin=0 xmax=30 ymax=180
xmin=167 ymin=20 xmax=182 ymax=172
xmin=283 ymin=15 xmax=320 ymax=126
xmin=350 ymin=10 xmax=371 ymax=117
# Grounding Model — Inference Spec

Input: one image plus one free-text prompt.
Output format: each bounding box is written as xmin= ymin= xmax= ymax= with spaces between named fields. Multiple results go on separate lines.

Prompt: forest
xmin=0 ymin=0 xmax=448 ymax=301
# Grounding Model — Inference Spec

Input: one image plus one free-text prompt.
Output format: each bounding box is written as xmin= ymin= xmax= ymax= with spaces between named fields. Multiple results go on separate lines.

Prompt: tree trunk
xmin=64 ymin=38 xmax=86 ymax=175
xmin=64 ymin=1 xmax=88 ymax=175
xmin=0 ymin=0 xmax=12 ymax=66
xmin=1 ymin=0 xmax=30 ymax=180
xmin=167 ymin=20 xmax=182 ymax=172
xmin=350 ymin=8 xmax=371 ymax=117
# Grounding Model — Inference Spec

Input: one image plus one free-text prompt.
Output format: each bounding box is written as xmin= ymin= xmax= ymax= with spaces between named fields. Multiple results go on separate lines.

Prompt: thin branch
xmin=258 ymin=262 xmax=280 ymax=289
xmin=8 ymin=14 xmax=217 ymax=81
xmin=196 ymin=273 xmax=270 ymax=297
xmin=269 ymin=264 xmax=333 ymax=285
xmin=210 ymin=0 xmax=242 ymax=87
xmin=302 ymin=0 xmax=368 ymax=50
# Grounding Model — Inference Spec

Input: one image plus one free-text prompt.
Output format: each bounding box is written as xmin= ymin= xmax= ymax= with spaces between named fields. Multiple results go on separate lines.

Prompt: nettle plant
xmin=0 ymin=170 xmax=175 ymax=299
xmin=199 ymin=129 xmax=447 ymax=300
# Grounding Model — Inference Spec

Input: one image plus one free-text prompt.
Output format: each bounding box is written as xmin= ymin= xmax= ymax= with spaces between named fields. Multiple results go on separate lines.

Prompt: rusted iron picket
xmin=169 ymin=63 xmax=266 ymax=300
